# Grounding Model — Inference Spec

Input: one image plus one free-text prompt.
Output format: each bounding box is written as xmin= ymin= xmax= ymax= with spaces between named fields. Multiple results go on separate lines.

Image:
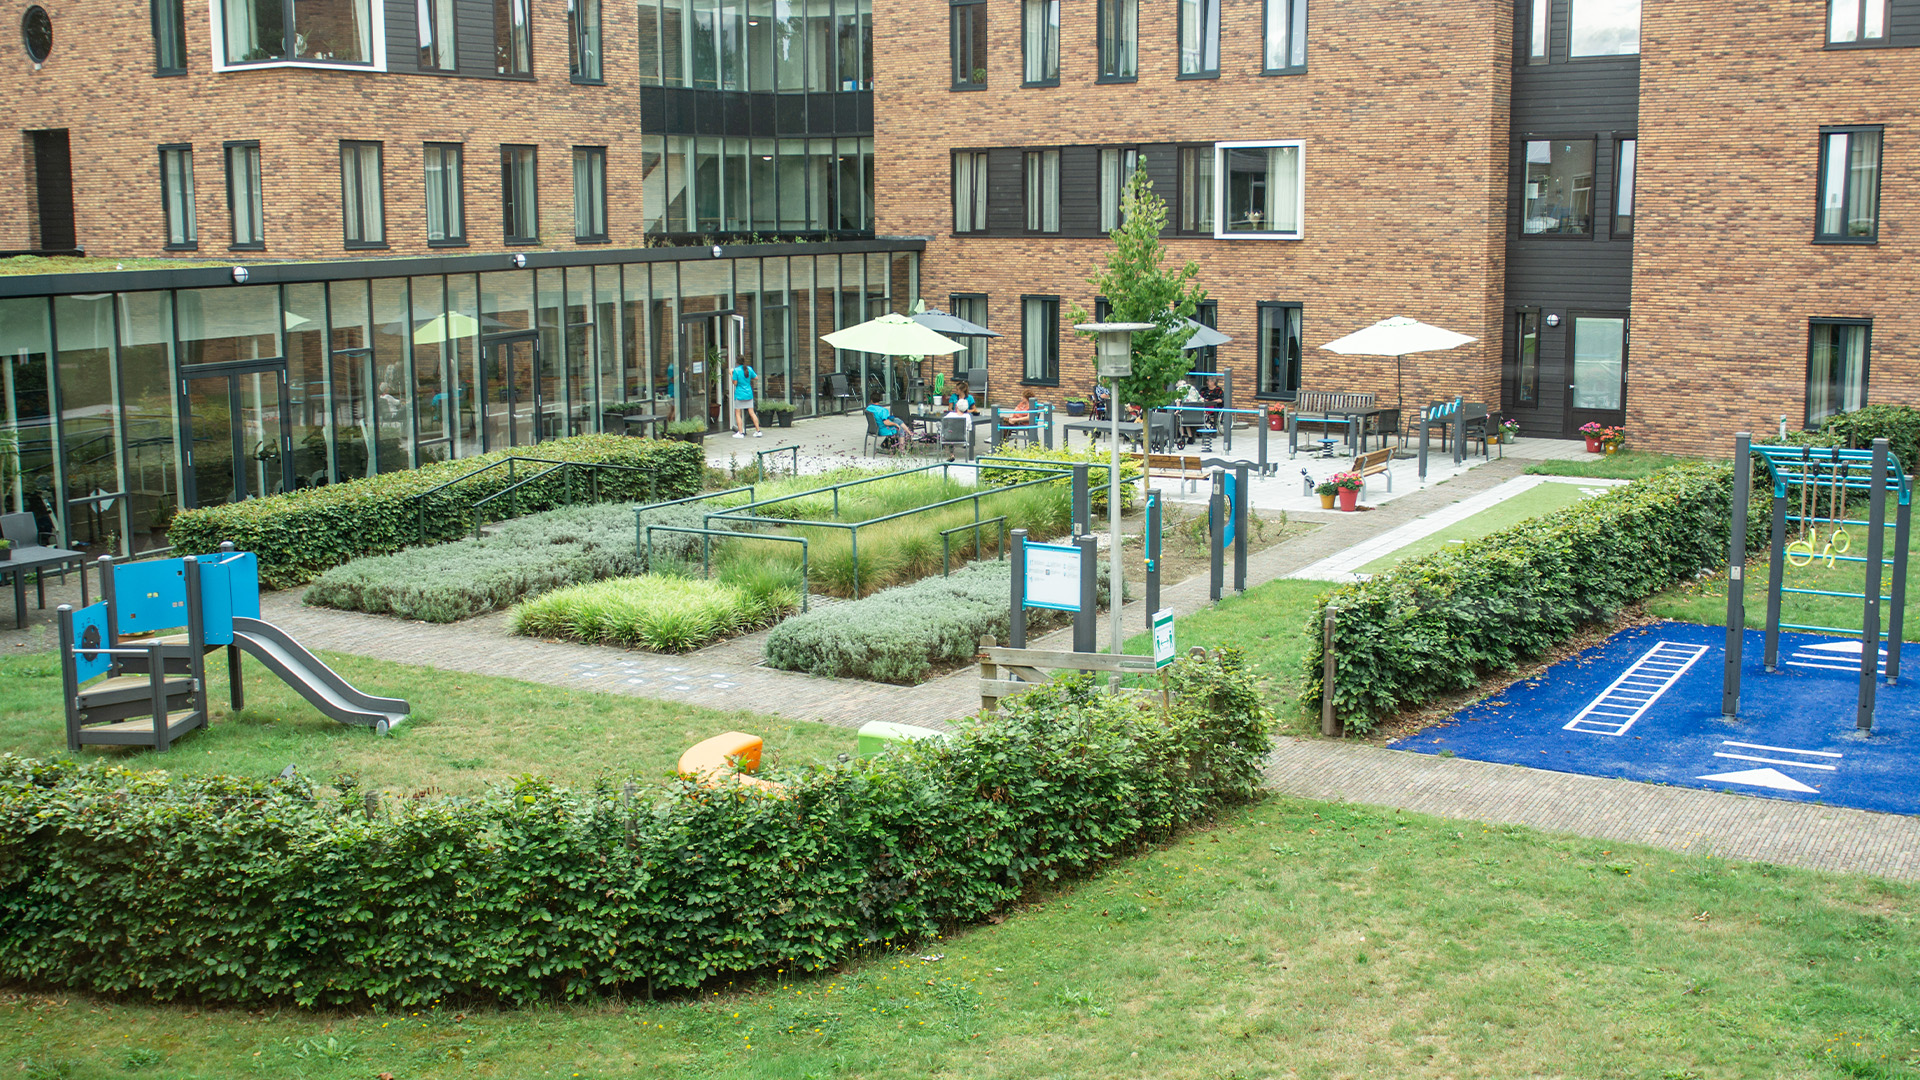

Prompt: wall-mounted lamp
xmin=1544 ymin=313 xmax=1561 ymax=327
xmin=711 ymin=244 xmax=723 ymax=258
xmin=510 ymin=252 xmax=527 ymax=269
xmin=230 ymin=266 xmax=249 ymax=284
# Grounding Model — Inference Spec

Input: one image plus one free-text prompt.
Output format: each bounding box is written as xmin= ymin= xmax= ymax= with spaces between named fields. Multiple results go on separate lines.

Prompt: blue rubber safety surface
xmin=1390 ymin=621 xmax=1919 ymax=817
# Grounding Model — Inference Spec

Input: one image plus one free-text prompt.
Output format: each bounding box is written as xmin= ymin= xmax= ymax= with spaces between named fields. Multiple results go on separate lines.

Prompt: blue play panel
xmin=1391 ymin=621 xmax=1920 ymax=816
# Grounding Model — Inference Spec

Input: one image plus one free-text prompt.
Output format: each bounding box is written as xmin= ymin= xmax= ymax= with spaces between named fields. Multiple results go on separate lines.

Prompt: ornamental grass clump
xmin=509 ymin=571 xmax=797 ymax=653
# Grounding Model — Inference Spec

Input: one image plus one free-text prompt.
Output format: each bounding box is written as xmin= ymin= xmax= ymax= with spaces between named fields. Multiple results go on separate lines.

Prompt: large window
xmin=1021 ymin=295 xmax=1058 ymax=384
xmin=950 ymin=293 xmax=988 ymax=376
xmin=225 ymin=141 xmax=264 ymax=249
xmin=220 ymin=0 xmax=373 ymax=65
xmin=1022 ymin=0 xmax=1058 ymax=85
xmin=1808 ymin=320 xmax=1870 ymax=425
xmin=1098 ymin=0 xmax=1136 ymax=80
xmin=418 ymin=0 xmax=454 ymax=68
xmin=1025 ymin=150 xmax=1059 ymax=232
xmin=574 ymin=146 xmax=608 ymax=242
xmin=1512 ymin=308 xmax=1540 ymax=406
xmin=953 ymin=151 xmax=988 ymax=233
xmin=502 ymin=144 xmax=538 ymax=243
xmin=1817 ymin=127 xmax=1881 ymax=242
xmin=159 ymin=145 xmax=196 ymax=250
xmin=1178 ymin=145 xmax=1213 ymax=233
xmin=1216 ymin=141 xmax=1303 ymax=238
xmin=569 ymin=0 xmax=601 ymax=80
xmin=1521 ymin=139 xmax=1595 ymax=235
xmin=1828 ymin=0 xmax=1889 ymax=44
xmin=1614 ymin=139 xmax=1636 ymax=237
xmin=496 ymin=0 xmax=531 ymax=74
xmin=153 ymin=0 xmax=186 ymax=72
xmin=1569 ymin=0 xmax=1639 ymax=56
xmin=339 ymin=141 xmax=385 ymax=248
xmin=1257 ymin=302 xmax=1302 ymax=398
xmin=951 ymin=0 xmax=986 ymax=87
xmin=1178 ymin=0 xmax=1218 ymax=75
xmin=424 ymin=142 xmax=465 ymax=245
xmin=1099 ymin=147 xmax=1138 ymax=232
xmin=1570 ymin=316 xmax=1625 ymax=411
xmin=1262 ymin=0 xmax=1304 ymax=72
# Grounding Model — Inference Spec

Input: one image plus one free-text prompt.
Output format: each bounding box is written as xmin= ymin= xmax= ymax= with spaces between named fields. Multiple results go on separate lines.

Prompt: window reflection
xmin=1569 ymin=0 xmax=1639 ymax=56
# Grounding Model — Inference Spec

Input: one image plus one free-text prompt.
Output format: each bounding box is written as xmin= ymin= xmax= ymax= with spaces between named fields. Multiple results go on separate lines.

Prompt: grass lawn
xmin=0 ymin=651 xmax=851 ymax=796
xmin=1120 ymin=577 xmax=1335 ymax=727
xmin=1648 ymin=533 xmax=1920 ymax=641
xmin=1357 ymin=479 xmax=1601 ymax=573
xmin=4 ymin=795 xmax=1915 ymax=1079
xmin=1525 ymin=450 xmax=1701 ymax=480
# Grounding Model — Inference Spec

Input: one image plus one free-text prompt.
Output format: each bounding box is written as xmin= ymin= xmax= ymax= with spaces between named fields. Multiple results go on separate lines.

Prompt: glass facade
xmin=0 ymin=242 xmax=916 ymax=556
xmin=636 ymin=0 xmax=871 ymax=91
xmin=641 ymin=134 xmax=874 ymax=235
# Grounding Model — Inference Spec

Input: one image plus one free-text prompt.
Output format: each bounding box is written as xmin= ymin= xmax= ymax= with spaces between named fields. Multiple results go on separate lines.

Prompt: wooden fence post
xmin=979 ymin=635 xmax=998 ymax=713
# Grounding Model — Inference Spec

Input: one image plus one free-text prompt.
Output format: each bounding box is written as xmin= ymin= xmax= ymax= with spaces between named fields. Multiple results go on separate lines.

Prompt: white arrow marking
xmin=1695 ymin=767 xmax=1819 ymax=794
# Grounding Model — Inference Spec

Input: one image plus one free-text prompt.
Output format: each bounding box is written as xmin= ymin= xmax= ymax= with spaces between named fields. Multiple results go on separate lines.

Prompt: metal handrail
xmin=941 ymin=515 xmax=1007 ymax=577
xmin=642 ymin=524 xmax=810 ymax=612
xmin=468 ymin=460 xmax=658 ymax=537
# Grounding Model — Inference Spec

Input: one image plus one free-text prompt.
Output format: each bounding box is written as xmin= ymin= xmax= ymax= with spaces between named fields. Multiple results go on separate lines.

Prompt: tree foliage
xmin=1069 ymin=159 xmax=1208 ymax=409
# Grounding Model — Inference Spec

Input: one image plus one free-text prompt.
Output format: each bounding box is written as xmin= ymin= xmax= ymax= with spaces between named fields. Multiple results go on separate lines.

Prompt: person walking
xmin=730 ymin=356 xmax=762 ymax=438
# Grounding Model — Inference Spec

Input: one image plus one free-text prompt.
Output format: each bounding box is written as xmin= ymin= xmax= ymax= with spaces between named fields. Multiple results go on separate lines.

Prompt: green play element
xmin=856 ymin=720 xmax=948 ymax=757
xmin=1358 ymin=481 xmax=1602 ymax=573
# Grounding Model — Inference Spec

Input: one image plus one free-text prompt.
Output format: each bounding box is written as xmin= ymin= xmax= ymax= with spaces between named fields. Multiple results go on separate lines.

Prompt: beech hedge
xmin=0 ymin=649 xmax=1268 ymax=1009
xmin=1302 ymin=462 xmax=1768 ymax=732
xmin=167 ymin=435 xmax=705 ymax=589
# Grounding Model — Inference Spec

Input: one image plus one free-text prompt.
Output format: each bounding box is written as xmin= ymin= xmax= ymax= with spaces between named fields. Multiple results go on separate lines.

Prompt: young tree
xmin=1069 ymin=158 xmax=1208 ymax=409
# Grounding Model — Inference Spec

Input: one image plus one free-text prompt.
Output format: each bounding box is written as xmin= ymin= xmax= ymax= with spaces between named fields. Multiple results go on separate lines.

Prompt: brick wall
xmin=0 ymin=0 xmax=644 ymax=258
xmin=1630 ymin=0 xmax=1920 ymax=456
xmin=874 ymin=0 xmax=1514 ymax=412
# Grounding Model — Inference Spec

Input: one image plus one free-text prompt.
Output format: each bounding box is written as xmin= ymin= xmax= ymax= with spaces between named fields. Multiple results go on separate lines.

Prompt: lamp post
xmin=1075 ymin=321 xmax=1153 ymax=656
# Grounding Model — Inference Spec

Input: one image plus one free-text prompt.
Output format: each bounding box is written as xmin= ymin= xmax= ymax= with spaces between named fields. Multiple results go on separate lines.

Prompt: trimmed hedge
xmin=0 ymin=649 xmax=1268 ymax=1009
xmin=979 ymin=443 xmax=1144 ymax=512
xmin=763 ymin=560 xmax=1119 ymax=684
xmin=1301 ymin=462 xmax=1768 ymax=732
xmin=168 ymin=435 xmax=705 ymax=589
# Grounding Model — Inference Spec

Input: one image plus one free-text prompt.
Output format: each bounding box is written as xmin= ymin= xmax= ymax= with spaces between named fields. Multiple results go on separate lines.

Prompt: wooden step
xmin=74 ymin=710 xmax=204 ymax=747
xmin=78 ymin=674 xmax=193 ymax=709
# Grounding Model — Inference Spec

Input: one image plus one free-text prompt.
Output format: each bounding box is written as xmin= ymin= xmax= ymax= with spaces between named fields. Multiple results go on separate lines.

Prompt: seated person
xmin=866 ymin=393 xmax=910 ymax=450
xmin=1089 ymin=382 xmax=1111 ymax=420
xmin=1006 ymin=392 xmax=1035 ymax=426
xmin=951 ymin=379 xmax=976 ymax=414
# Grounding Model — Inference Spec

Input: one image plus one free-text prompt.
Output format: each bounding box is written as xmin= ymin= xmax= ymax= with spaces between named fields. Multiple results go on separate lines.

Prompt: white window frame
xmin=1212 ymin=139 xmax=1304 ymax=240
xmin=207 ymin=0 xmax=388 ymax=71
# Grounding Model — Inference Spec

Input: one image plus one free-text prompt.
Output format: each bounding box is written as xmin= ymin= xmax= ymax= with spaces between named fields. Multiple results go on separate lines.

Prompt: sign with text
xmin=1024 ymin=542 xmax=1082 ymax=611
xmin=1152 ymin=608 xmax=1177 ymax=668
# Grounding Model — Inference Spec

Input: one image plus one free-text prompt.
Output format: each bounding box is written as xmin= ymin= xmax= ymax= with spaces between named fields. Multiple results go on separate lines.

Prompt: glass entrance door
xmin=479 ymin=333 xmax=541 ymax=450
xmin=179 ymin=363 xmax=291 ymax=508
xmin=677 ymin=313 xmax=723 ymax=430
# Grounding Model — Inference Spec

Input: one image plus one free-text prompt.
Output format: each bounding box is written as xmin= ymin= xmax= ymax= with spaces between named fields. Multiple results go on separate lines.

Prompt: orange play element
xmin=677 ymin=731 xmax=784 ymax=793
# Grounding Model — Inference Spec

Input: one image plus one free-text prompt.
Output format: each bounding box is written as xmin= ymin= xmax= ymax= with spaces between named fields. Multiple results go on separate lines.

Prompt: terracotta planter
xmin=1268 ymin=415 xmax=1285 ymax=431
xmin=1318 ymin=493 xmax=1336 ymax=509
xmin=1585 ymin=436 xmax=1602 ymax=453
xmin=1338 ymin=487 xmax=1359 ymax=512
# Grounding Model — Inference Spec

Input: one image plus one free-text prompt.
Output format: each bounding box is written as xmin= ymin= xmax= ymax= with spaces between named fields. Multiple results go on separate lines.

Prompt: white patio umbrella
xmin=1319 ymin=316 xmax=1477 ymax=407
xmin=822 ymin=312 xmax=966 ymax=356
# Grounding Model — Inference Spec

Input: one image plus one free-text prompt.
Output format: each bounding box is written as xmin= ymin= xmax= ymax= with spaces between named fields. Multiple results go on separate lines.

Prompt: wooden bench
xmin=1287 ymin=391 xmax=1377 ymax=457
xmin=1353 ymin=446 xmax=1395 ymax=497
xmin=1136 ymin=452 xmax=1207 ymax=493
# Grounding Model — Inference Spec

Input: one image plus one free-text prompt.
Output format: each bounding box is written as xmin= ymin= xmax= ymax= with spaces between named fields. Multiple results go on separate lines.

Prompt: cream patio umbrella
xmin=1319 ymin=316 xmax=1477 ymax=408
xmin=822 ymin=312 xmax=967 ymax=357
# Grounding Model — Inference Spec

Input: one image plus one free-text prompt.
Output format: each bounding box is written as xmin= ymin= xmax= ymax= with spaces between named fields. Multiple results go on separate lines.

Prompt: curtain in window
xmin=1023 ymin=297 xmax=1054 ymax=381
xmin=1101 ymin=0 xmax=1135 ymax=77
xmin=1847 ymin=132 xmax=1880 ymax=237
xmin=1264 ymin=0 xmax=1303 ymax=69
xmin=1179 ymin=0 xmax=1215 ymax=73
xmin=341 ymin=144 xmax=383 ymax=244
xmin=954 ymin=153 xmax=986 ymax=231
xmin=1264 ymin=145 xmax=1299 ymax=232
xmin=418 ymin=0 xmax=455 ymax=67
xmin=1023 ymin=0 xmax=1056 ymax=82
xmin=425 ymin=147 xmax=462 ymax=241
xmin=1026 ymin=151 xmax=1058 ymax=231
xmin=294 ymin=0 xmax=371 ymax=61
xmin=1809 ymin=324 xmax=1867 ymax=424
xmin=163 ymin=150 xmax=196 ymax=245
xmin=229 ymin=146 xmax=263 ymax=245
xmin=1179 ymin=147 xmax=1212 ymax=232
xmin=1258 ymin=305 xmax=1301 ymax=396
xmin=223 ymin=0 xmax=265 ymax=61
xmin=496 ymin=0 xmax=530 ymax=73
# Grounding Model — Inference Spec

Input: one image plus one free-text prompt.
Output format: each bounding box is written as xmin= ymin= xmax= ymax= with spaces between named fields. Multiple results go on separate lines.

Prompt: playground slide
xmin=229 ymin=617 xmax=411 ymax=736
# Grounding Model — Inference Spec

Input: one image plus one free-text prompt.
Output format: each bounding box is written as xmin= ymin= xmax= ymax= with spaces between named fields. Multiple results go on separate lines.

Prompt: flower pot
xmin=1584 ymin=436 xmax=1602 ymax=453
xmin=1338 ymin=488 xmax=1359 ymax=512
xmin=1066 ymin=402 xmax=1087 ymax=417
xmin=1268 ymin=415 xmax=1285 ymax=431
xmin=1318 ymin=493 xmax=1336 ymax=509
xmin=0 ymin=548 xmax=9 ymax=562
xmin=1605 ymin=445 xmax=1618 ymax=455
xmin=772 ymin=412 xmax=792 ymax=427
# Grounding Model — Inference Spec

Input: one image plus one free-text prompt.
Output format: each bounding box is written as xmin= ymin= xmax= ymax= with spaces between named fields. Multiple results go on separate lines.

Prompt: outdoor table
xmin=1063 ymin=420 xmax=1143 ymax=449
xmin=3 ymin=545 xmax=88 ymax=630
xmin=616 ymin=412 xmax=667 ymax=438
xmin=1289 ymin=406 xmax=1384 ymax=456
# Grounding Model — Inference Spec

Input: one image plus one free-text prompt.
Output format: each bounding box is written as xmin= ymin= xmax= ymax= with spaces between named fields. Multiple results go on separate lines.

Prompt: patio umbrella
xmin=911 ymin=307 xmax=1000 ymax=338
xmin=408 ymin=311 xmax=484 ymax=345
xmin=822 ymin=312 xmax=966 ymax=356
xmin=1319 ymin=316 xmax=1477 ymax=407
xmin=1181 ymin=318 xmax=1232 ymax=351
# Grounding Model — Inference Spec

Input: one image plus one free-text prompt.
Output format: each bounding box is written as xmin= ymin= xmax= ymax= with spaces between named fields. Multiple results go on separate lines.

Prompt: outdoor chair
xmin=862 ymin=411 xmax=892 ymax=456
xmin=1146 ymin=411 xmax=1181 ymax=454
xmin=827 ymin=373 xmax=854 ymax=414
xmin=939 ymin=416 xmax=974 ymax=461
xmin=966 ymin=367 xmax=989 ymax=407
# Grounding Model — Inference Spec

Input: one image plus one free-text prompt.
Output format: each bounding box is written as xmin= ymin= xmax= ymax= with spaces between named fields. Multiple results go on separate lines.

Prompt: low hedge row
xmin=762 ymin=560 xmax=1119 ymax=684
xmin=168 ymin=435 xmax=705 ymax=589
xmin=978 ymin=443 xmax=1144 ymax=512
xmin=1301 ymin=462 xmax=1768 ymax=732
xmin=0 ymin=649 xmax=1268 ymax=1008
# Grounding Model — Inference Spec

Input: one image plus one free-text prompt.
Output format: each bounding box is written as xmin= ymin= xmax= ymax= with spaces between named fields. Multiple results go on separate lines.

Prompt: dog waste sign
xmin=1152 ymin=608 xmax=1176 ymax=669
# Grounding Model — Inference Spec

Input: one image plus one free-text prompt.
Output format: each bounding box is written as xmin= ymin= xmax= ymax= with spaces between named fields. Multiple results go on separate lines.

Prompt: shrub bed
xmin=303 ymin=502 xmax=725 ymax=622
xmin=1301 ymin=462 xmax=1768 ymax=733
xmin=979 ymin=443 xmax=1143 ymax=512
xmin=0 ymin=649 xmax=1268 ymax=1009
xmin=763 ymin=560 xmax=1119 ymax=684
xmin=168 ymin=435 xmax=705 ymax=589
xmin=509 ymin=569 xmax=800 ymax=652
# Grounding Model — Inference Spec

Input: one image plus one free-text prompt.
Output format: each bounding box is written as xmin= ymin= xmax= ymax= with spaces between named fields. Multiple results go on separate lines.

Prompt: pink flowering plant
xmin=1330 ymin=471 xmax=1364 ymax=492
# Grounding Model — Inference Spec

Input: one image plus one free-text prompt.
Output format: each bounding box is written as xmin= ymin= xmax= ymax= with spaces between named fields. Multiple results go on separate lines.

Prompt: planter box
xmin=768 ymin=411 xmax=793 ymax=427
xmin=1065 ymin=402 xmax=1088 ymax=417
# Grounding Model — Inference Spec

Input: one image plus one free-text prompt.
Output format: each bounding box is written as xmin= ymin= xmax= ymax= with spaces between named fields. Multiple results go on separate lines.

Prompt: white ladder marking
xmin=1563 ymin=641 xmax=1711 ymax=736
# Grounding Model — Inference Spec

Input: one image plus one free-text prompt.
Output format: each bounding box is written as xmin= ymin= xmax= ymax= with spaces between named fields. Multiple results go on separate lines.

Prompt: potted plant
xmin=666 ymin=418 xmax=708 ymax=445
xmin=1499 ymin=418 xmax=1521 ymax=444
xmin=1266 ymin=403 xmax=1288 ymax=431
xmin=1064 ymin=397 xmax=1088 ymax=417
xmin=760 ymin=401 xmax=795 ymax=428
xmin=1330 ymin=470 xmax=1364 ymax=511
xmin=0 ymin=539 xmax=11 ymax=561
xmin=1579 ymin=421 xmax=1605 ymax=453
xmin=1314 ymin=479 xmax=1338 ymax=509
xmin=1600 ymin=426 xmax=1627 ymax=454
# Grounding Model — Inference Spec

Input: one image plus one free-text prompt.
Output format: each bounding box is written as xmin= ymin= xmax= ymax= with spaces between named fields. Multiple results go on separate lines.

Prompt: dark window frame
xmin=1260 ymin=0 xmax=1305 ymax=75
xmin=952 ymin=150 xmax=990 ymax=235
xmin=1613 ymin=137 xmax=1636 ymax=238
xmin=1021 ymin=0 xmax=1059 ymax=87
xmin=1255 ymin=300 xmax=1302 ymax=400
xmin=496 ymin=0 xmax=533 ymax=76
xmin=1024 ymin=148 xmax=1060 ymax=234
xmin=1096 ymin=0 xmax=1137 ymax=82
xmin=419 ymin=0 xmax=457 ymax=70
xmin=1525 ymin=0 xmax=1547 ymax=64
xmin=950 ymin=0 xmax=987 ymax=89
xmin=1518 ymin=136 xmax=1598 ymax=239
xmin=1567 ymin=311 xmax=1628 ymax=413
xmin=1189 ymin=298 xmax=1219 ymax=372
xmin=424 ymin=141 xmax=467 ymax=247
xmin=572 ymin=145 xmax=609 ymax=243
xmin=158 ymin=143 xmax=198 ymax=251
xmin=223 ymin=140 xmax=265 ymax=251
xmin=339 ymin=140 xmax=388 ymax=250
xmin=1020 ymin=293 xmax=1060 ymax=386
xmin=568 ymin=0 xmax=602 ymax=82
xmin=1815 ymin=125 xmax=1882 ymax=244
xmin=152 ymin=0 xmax=187 ymax=74
xmin=1099 ymin=145 xmax=1140 ymax=232
xmin=1826 ymin=0 xmax=1890 ymax=46
xmin=949 ymin=292 xmax=988 ymax=377
xmin=1806 ymin=317 xmax=1872 ymax=426
xmin=1566 ymin=0 xmax=1641 ymax=58
xmin=1509 ymin=307 xmax=1541 ymax=407
xmin=217 ymin=0 xmax=376 ymax=67
xmin=1177 ymin=0 xmax=1219 ymax=78
xmin=1174 ymin=143 xmax=1213 ymax=235
xmin=502 ymin=143 xmax=540 ymax=244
